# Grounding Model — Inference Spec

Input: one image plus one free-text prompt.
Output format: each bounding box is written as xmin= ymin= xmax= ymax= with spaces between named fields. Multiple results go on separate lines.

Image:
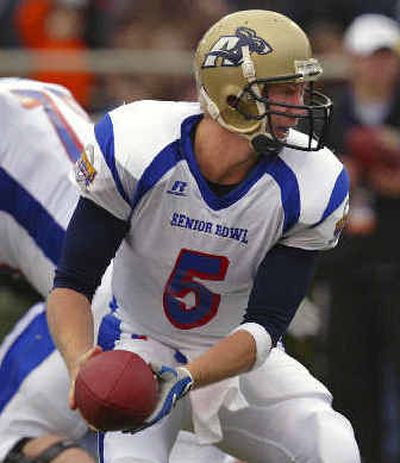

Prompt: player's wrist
xmin=231 ymin=322 xmax=272 ymax=369
xmin=176 ymin=366 xmax=194 ymax=389
xmin=183 ymin=364 xmax=206 ymax=390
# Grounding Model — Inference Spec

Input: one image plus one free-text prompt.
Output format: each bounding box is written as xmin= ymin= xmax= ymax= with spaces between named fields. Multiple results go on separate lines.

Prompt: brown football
xmin=75 ymin=350 xmax=157 ymax=432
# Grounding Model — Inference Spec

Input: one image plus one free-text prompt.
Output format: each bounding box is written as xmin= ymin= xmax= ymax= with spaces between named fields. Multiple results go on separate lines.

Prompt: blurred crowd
xmin=0 ymin=1 xmax=400 ymax=463
xmin=319 ymin=13 xmax=400 ymax=463
xmin=0 ymin=0 xmax=400 ymax=111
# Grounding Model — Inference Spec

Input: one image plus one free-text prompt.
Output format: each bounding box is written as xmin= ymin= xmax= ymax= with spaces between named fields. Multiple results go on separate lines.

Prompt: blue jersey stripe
xmin=180 ymin=114 xmax=287 ymax=211
xmin=97 ymin=312 xmax=122 ymax=351
xmin=265 ymin=158 xmax=301 ymax=233
xmin=0 ymin=168 xmax=65 ymax=265
xmin=10 ymin=89 xmax=82 ymax=162
xmin=313 ymin=167 xmax=349 ymax=227
xmin=95 ymin=114 xmax=130 ymax=205
xmin=0 ymin=308 xmax=54 ymax=413
xmin=98 ymin=433 xmax=105 ymax=463
xmin=131 ymin=140 xmax=182 ymax=210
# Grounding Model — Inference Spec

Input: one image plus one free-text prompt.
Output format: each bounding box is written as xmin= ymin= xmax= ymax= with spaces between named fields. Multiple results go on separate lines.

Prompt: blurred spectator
xmin=84 ymin=0 xmax=115 ymax=48
xmin=308 ymin=21 xmax=344 ymax=56
xmin=15 ymin=0 xmax=94 ymax=107
xmin=108 ymin=0 xmax=229 ymax=50
xmin=321 ymin=14 xmax=400 ymax=463
xmin=0 ymin=0 xmax=22 ymax=46
xmin=230 ymin=0 xmax=400 ymax=33
xmin=228 ymin=0 xmax=329 ymax=30
xmin=99 ymin=0 xmax=231 ymax=109
xmin=311 ymin=0 xmax=400 ymax=29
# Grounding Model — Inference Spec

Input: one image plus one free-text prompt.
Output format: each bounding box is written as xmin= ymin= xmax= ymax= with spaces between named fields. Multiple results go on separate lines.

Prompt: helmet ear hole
xmin=261 ymin=83 xmax=269 ymax=98
xmin=226 ymin=94 xmax=239 ymax=108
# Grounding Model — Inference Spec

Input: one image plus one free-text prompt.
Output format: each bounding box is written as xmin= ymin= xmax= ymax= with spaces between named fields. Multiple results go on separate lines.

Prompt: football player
xmin=0 ymin=77 xmax=95 ymax=462
xmin=0 ymin=77 xmax=237 ymax=463
xmin=48 ymin=10 xmax=361 ymax=463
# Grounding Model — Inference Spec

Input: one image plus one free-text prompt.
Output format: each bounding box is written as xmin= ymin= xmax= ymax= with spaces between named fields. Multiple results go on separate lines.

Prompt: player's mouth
xmin=274 ymin=127 xmax=290 ymax=140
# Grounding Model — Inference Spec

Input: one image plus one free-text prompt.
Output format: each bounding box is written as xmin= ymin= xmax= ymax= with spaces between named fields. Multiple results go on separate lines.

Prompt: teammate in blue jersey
xmin=48 ymin=10 xmax=360 ymax=463
xmin=0 ymin=77 xmax=237 ymax=463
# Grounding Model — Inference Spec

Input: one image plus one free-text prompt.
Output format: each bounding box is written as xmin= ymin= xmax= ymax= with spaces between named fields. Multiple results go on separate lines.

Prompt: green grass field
xmin=0 ymin=272 xmax=41 ymax=341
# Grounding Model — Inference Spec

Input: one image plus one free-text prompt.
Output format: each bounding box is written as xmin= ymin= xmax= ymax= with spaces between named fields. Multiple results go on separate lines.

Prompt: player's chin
xmin=273 ymin=127 xmax=290 ymax=141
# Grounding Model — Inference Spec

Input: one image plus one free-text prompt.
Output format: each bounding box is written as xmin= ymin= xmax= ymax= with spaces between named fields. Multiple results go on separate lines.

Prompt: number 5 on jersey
xmin=163 ymin=249 xmax=229 ymax=329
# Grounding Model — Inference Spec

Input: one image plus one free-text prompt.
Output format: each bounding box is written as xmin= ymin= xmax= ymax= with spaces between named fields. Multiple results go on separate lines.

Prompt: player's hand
xmin=123 ymin=363 xmax=193 ymax=433
xmin=68 ymin=345 xmax=103 ymax=410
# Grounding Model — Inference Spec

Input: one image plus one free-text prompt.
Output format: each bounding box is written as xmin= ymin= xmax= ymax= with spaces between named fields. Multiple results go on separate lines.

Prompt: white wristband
xmin=232 ymin=322 xmax=272 ymax=370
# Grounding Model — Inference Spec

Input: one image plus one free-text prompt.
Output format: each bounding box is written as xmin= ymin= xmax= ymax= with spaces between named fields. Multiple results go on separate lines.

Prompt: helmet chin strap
xmin=198 ymin=46 xmax=281 ymax=154
xmin=251 ymin=134 xmax=283 ymax=155
xmin=198 ymin=86 xmax=221 ymax=122
xmin=240 ymin=45 xmax=266 ymax=131
xmin=240 ymin=46 xmax=284 ymax=155
xmin=199 ymin=86 xmax=281 ymax=155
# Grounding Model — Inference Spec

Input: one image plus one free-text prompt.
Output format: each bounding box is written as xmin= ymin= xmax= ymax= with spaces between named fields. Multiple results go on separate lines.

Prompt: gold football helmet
xmin=194 ymin=10 xmax=332 ymax=152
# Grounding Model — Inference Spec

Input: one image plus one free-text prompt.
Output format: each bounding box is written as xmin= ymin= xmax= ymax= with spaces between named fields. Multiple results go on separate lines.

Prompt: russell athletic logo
xmin=167 ymin=180 xmax=188 ymax=196
xmin=202 ymin=27 xmax=272 ymax=68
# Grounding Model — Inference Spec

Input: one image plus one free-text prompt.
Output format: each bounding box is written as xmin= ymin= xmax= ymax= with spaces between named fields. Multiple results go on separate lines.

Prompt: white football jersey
xmin=79 ymin=100 xmax=349 ymax=353
xmin=0 ymin=78 xmax=92 ymax=296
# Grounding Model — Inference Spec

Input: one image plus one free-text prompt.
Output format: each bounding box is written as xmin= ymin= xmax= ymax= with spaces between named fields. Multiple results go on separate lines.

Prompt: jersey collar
xmin=179 ymin=114 xmax=273 ymax=211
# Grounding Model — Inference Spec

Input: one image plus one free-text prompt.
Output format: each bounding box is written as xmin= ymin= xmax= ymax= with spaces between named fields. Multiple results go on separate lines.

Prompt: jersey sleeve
xmin=244 ymin=244 xmax=319 ymax=345
xmin=73 ymin=100 xmax=190 ymax=221
xmin=279 ymin=161 xmax=350 ymax=251
xmin=74 ymin=110 xmax=137 ymax=221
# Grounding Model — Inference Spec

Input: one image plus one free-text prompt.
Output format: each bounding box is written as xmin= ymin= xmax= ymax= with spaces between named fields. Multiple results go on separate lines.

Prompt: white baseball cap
xmin=344 ymin=14 xmax=400 ymax=56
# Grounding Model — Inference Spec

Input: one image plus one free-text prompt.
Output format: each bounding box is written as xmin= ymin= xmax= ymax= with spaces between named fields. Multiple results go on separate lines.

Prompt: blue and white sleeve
xmin=280 ymin=166 xmax=349 ymax=251
xmin=74 ymin=112 xmax=136 ymax=221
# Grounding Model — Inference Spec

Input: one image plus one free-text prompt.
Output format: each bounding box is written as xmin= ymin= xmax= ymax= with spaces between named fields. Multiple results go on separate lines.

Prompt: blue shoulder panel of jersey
xmin=94 ymin=114 xmax=130 ymax=205
xmin=180 ymin=115 xmax=301 ymax=218
xmin=131 ymin=139 xmax=183 ymax=211
xmin=0 ymin=168 xmax=65 ymax=264
xmin=311 ymin=166 xmax=349 ymax=228
xmin=265 ymin=158 xmax=300 ymax=233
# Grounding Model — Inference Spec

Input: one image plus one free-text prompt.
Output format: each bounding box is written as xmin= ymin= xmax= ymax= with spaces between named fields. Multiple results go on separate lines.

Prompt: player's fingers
xmin=87 ymin=423 xmax=100 ymax=432
xmin=148 ymin=361 xmax=163 ymax=375
xmin=149 ymin=363 xmax=177 ymax=381
xmin=69 ymin=379 xmax=77 ymax=410
xmin=69 ymin=346 xmax=103 ymax=383
xmin=69 ymin=346 xmax=103 ymax=410
xmin=81 ymin=345 xmax=103 ymax=365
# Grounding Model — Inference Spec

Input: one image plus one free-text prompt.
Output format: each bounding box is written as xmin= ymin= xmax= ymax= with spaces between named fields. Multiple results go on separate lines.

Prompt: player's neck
xmin=194 ymin=117 xmax=259 ymax=185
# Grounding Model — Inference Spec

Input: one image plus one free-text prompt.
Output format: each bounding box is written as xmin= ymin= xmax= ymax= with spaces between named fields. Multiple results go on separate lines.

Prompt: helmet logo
xmin=202 ymin=27 xmax=272 ymax=68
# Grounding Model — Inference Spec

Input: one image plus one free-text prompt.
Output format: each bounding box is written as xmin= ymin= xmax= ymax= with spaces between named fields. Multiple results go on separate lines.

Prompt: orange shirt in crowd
xmin=16 ymin=0 xmax=93 ymax=108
